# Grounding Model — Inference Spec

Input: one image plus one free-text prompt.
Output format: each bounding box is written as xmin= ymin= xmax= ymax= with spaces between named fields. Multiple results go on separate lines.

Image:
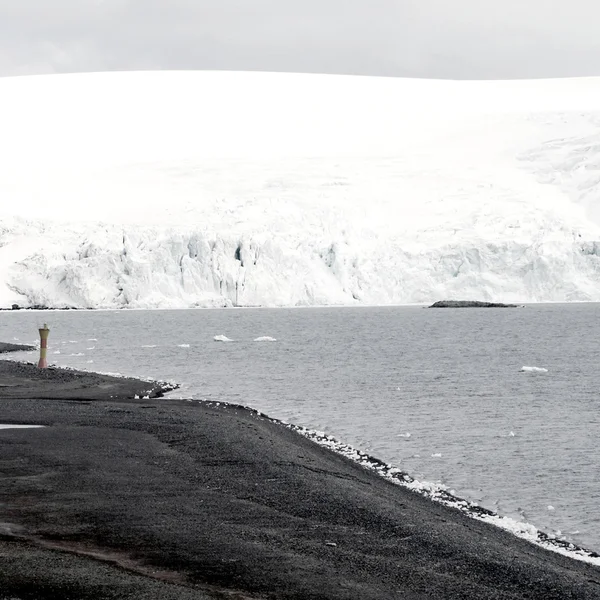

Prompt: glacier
xmin=1 ymin=71 xmax=600 ymax=308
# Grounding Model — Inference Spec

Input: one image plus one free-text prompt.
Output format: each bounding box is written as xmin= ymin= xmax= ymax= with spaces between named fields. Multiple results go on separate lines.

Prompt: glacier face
xmin=1 ymin=71 xmax=600 ymax=308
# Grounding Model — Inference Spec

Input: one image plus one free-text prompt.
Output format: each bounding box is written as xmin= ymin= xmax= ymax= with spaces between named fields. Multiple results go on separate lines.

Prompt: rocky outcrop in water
xmin=429 ymin=300 xmax=520 ymax=308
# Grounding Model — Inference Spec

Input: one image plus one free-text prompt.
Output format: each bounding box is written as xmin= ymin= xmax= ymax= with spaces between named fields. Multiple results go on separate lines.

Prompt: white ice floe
xmin=87 ymin=346 xmax=95 ymax=350
xmin=141 ymin=344 xmax=157 ymax=348
xmin=520 ymin=366 xmax=549 ymax=373
xmin=431 ymin=453 xmax=443 ymax=458
xmin=254 ymin=336 xmax=277 ymax=342
xmin=397 ymin=432 xmax=411 ymax=438
xmin=177 ymin=344 xmax=191 ymax=348
xmin=69 ymin=353 xmax=84 ymax=356
xmin=214 ymin=335 xmax=233 ymax=342
xmin=0 ymin=424 xmax=45 ymax=430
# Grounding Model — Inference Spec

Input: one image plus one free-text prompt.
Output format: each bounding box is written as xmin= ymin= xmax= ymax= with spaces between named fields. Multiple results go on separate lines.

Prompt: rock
xmin=429 ymin=300 xmax=519 ymax=308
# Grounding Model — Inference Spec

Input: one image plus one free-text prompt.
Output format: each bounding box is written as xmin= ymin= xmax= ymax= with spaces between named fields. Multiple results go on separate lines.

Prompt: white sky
xmin=1 ymin=0 xmax=600 ymax=79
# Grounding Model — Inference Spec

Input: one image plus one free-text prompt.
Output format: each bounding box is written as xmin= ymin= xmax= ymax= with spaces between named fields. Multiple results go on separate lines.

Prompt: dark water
xmin=2 ymin=304 xmax=599 ymax=551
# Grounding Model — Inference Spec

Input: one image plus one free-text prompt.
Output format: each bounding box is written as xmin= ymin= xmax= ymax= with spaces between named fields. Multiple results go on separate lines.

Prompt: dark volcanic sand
xmin=1 ymin=381 xmax=600 ymax=599
xmin=0 ymin=360 xmax=175 ymax=400
xmin=0 ymin=341 xmax=36 ymax=353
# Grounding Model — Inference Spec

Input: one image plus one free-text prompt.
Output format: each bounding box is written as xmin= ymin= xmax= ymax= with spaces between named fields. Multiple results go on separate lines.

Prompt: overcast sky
xmin=1 ymin=0 xmax=599 ymax=79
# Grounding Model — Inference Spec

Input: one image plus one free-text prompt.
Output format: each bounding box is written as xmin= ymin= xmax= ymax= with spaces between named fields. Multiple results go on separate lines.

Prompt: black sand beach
xmin=1 ymin=358 xmax=600 ymax=599
xmin=0 ymin=342 xmax=36 ymax=354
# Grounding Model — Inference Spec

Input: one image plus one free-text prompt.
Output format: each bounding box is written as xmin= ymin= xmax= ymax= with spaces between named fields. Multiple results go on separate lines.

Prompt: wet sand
xmin=1 ymin=360 xmax=600 ymax=599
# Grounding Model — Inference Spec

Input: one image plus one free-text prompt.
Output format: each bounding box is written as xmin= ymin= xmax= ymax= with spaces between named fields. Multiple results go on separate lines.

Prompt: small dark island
xmin=429 ymin=300 xmax=519 ymax=308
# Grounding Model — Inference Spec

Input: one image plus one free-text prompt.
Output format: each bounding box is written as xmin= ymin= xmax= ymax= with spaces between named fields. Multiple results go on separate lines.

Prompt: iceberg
xmin=2 ymin=72 xmax=600 ymax=308
xmin=214 ymin=335 xmax=233 ymax=342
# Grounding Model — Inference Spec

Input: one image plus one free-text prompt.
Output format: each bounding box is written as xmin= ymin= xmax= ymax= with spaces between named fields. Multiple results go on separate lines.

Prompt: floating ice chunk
xmin=69 ymin=353 xmax=84 ymax=356
xmin=142 ymin=344 xmax=157 ymax=348
xmin=397 ymin=432 xmax=411 ymax=438
xmin=0 ymin=424 xmax=45 ymax=430
xmin=214 ymin=335 xmax=233 ymax=342
xmin=87 ymin=360 xmax=94 ymax=363
xmin=520 ymin=366 xmax=548 ymax=373
xmin=87 ymin=346 xmax=95 ymax=350
xmin=509 ymin=431 xmax=516 ymax=437
xmin=177 ymin=344 xmax=191 ymax=348
xmin=254 ymin=336 xmax=277 ymax=342
xmin=53 ymin=350 xmax=61 ymax=354
xmin=548 ymin=505 xmax=555 ymax=511
xmin=431 ymin=453 xmax=442 ymax=458
xmin=88 ymin=338 xmax=98 ymax=341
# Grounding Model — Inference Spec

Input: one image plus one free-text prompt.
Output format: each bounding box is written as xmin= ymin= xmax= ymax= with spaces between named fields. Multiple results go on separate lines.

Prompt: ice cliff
xmin=1 ymin=71 xmax=600 ymax=308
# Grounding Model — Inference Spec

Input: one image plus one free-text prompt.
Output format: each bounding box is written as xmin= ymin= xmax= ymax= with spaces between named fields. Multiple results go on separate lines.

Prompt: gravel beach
xmin=1 ymin=358 xmax=599 ymax=599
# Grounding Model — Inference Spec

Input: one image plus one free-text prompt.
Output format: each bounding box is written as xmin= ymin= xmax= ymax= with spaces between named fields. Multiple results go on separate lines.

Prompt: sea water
xmin=2 ymin=303 xmax=599 ymax=552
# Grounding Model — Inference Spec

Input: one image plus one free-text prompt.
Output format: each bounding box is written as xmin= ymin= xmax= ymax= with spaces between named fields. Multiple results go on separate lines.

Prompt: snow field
xmin=1 ymin=72 xmax=600 ymax=307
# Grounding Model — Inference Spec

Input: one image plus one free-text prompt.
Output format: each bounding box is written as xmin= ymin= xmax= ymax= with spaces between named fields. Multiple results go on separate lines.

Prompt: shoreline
xmin=1 ymin=355 xmax=600 ymax=598
xmin=2 ymin=300 xmax=600 ymax=312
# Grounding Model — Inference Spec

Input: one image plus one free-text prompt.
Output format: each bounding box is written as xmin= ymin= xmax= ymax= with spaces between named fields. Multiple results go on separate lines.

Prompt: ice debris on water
xmin=548 ymin=505 xmax=555 ymax=511
xmin=397 ymin=432 xmax=411 ymax=438
xmin=177 ymin=344 xmax=191 ymax=348
xmin=254 ymin=336 xmax=277 ymax=342
xmin=520 ymin=366 xmax=548 ymax=373
xmin=214 ymin=335 xmax=233 ymax=342
xmin=431 ymin=453 xmax=442 ymax=458
xmin=284 ymin=422 xmax=600 ymax=567
xmin=509 ymin=431 xmax=516 ymax=437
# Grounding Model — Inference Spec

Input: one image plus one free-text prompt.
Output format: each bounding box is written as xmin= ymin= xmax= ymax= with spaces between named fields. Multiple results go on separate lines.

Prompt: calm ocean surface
xmin=2 ymin=304 xmax=599 ymax=552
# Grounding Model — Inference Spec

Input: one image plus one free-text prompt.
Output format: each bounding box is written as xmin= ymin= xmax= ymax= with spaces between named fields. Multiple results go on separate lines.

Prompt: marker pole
xmin=38 ymin=324 xmax=49 ymax=368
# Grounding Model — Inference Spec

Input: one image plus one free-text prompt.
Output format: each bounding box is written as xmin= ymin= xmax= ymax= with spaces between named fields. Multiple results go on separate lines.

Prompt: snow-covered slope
xmin=1 ymin=71 xmax=600 ymax=308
